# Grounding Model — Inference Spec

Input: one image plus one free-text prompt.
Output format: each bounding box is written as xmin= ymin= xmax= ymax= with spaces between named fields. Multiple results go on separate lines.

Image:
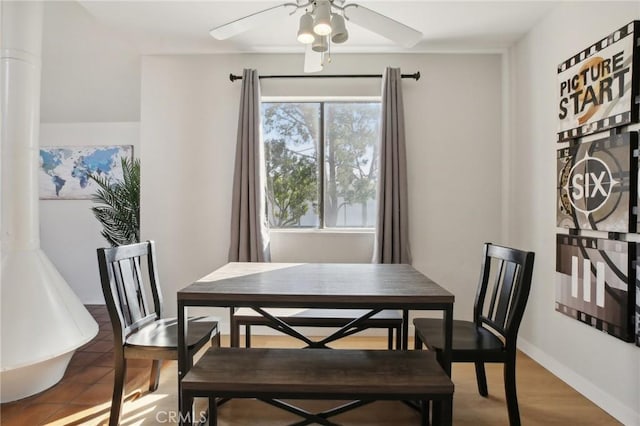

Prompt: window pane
xmin=262 ymin=102 xmax=320 ymax=228
xmin=324 ymin=103 xmax=380 ymax=228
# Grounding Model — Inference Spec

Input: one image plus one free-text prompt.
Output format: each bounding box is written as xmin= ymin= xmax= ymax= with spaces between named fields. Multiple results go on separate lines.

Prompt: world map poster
xmin=39 ymin=145 xmax=133 ymax=199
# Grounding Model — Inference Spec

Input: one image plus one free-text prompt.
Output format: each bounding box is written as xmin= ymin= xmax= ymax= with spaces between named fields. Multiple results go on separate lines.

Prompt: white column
xmin=1 ymin=1 xmax=42 ymax=251
xmin=1 ymin=1 xmax=98 ymax=402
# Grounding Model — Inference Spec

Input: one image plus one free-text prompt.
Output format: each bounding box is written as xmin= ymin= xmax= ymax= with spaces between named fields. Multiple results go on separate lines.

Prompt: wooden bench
xmin=181 ymin=347 xmax=454 ymax=426
xmin=230 ymin=308 xmax=404 ymax=349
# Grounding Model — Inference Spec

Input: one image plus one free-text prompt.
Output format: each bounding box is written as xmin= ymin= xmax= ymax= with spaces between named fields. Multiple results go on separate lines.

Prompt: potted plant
xmin=90 ymin=157 xmax=140 ymax=247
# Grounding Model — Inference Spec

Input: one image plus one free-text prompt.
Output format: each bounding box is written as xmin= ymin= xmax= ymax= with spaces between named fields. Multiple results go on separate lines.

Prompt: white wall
xmin=509 ymin=3 xmax=640 ymax=424
xmin=37 ymin=1 xmax=141 ymax=303
xmin=270 ymin=230 xmax=374 ymax=263
xmin=40 ymin=1 xmax=140 ymax=123
xmin=140 ymin=53 xmax=503 ymax=326
xmin=39 ymin=123 xmax=140 ymax=303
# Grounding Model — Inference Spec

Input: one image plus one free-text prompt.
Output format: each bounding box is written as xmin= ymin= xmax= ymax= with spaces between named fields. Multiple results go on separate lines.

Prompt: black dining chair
xmin=413 ymin=243 xmax=535 ymax=426
xmin=97 ymin=240 xmax=219 ymax=426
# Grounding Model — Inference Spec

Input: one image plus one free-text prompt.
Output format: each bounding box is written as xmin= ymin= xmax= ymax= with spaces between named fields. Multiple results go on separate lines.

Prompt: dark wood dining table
xmin=177 ymin=262 xmax=455 ymax=424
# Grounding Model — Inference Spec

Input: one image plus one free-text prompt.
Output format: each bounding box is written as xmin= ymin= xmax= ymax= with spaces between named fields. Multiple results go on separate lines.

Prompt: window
xmin=262 ymin=100 xmax=381 ymax=229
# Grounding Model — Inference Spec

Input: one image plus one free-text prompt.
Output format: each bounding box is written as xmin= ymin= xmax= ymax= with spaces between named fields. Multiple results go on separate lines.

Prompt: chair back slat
xmin=111 ymin=261 xmax=132 ymax=325
xmin=97 ymin=241 xmax=163 ymax=343
xmin=118 ymin=258 xmax=145 ymax=324
xmin=475 ymin=243 xmax=535 ymax=346
xmin=486 ymin=258 xmax=504 ymax=321
xmin=493 ymin=261 xmax=519 ymax=330
xmin=132 ymin=257 xmax=152 ymax=316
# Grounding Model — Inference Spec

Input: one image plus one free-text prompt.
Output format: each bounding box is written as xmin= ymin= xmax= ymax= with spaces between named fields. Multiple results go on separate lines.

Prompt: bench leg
xmin=245 ymin=325 xmax=252 ymax=348
xmin=209 ymin=396 xmax=218 ymax=426
xmin=432 ymin=397 xmax=453 ymax=426
xmin=402 ymin=309 xmax=409 ymax=350
xmin=420 ymin=400 xmax=429 ymax=426
xmin=387 ymin=327 xmax=393 ymax=349
xmin=230 ymin=309 xmax=240 ymax=348
xmin=414 ymin=332 xmax=423 ymax=350
xmin=260 ymin=399 xmax=340 ymax=426
xmin=180 ymin=393 xmax=193 ymax=426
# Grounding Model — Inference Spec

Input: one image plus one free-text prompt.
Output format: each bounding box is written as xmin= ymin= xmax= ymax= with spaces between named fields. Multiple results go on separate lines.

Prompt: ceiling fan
xmin=209 ymin=0 xmax=422 ymax=73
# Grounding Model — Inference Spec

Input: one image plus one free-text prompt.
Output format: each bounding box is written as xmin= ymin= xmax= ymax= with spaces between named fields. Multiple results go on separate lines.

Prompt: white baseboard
xmin=518 ymin=338 xmax=639 ymax=426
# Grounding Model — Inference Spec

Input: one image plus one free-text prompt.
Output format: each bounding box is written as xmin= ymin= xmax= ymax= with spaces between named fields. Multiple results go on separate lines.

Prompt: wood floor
xmin=0 ymin=306 xmax=620 ymax=425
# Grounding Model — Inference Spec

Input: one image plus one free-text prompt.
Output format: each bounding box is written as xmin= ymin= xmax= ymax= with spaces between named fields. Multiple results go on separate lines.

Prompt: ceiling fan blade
xmin=343 ymin=4 xmax=422 ymax=48
xmin=210 ymin=3 xmax=298 ymax=40
xmin=304 ymin=44 xmax=323 ymax=73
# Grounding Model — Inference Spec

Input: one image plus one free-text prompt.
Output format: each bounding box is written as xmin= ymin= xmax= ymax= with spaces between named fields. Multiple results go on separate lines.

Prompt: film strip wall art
xmin=557 ymin=132 xmax=638 ymax=232
xmin=556 ymin=234 xmax=636 ymax=342
xmin=557 ymin=21 xmax=639 ymax=142
xmin=636 ymin=260 xmax=640 ymax=346
xmin=555 ymin=20 xmax=640 ymax=347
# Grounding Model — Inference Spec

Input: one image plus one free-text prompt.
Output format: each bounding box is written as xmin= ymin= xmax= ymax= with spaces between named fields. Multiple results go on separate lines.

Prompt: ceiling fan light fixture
xmin=312 ymin=34 xmax=329 ymax=53
xmin=297 ymin=12 xmax=315 ymax=44
xmin=313 ymin=0 xmax=332 ymax=36
xmin=330 ymin=13 xmax=348 ymax=44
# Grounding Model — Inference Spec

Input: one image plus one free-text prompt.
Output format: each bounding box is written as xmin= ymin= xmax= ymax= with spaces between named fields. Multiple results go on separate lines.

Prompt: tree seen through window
xmin=262 ymin=101 xmax=380 ymax=228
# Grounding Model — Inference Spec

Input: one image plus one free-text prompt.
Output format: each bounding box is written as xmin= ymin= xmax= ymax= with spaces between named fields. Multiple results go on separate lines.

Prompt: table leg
xmin=442 ymin=305 xmax=453 ymax=377
xmin=178 ymin=300 xmax=189 ymax=426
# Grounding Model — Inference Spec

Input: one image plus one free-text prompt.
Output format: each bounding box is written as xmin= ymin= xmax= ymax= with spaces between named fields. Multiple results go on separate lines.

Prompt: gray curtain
xmin=228 ymin=69 xmax=271 ymax=262
xmin=372 ymin=67 xmax=412 ymax=264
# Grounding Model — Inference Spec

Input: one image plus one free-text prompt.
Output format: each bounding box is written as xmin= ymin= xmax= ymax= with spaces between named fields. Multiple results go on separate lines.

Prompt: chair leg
xmin=504 ymin=356 xmax=521 ymax=426
xmin=245 ymin=325 xmax=252 ymax=348
xmin=475 ymin=361 xmax=488 ymax=397
xmin=109 ymin=356 xmax=127 ymax=426
xmin=149 ymin=360 xmax=162 ymax=392
xmin=414 ymin=332 xmax=423 ymax=350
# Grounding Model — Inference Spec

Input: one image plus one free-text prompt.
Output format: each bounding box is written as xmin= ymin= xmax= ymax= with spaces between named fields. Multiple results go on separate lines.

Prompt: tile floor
xmin=0 ymin=305 xmax=153 ymax=426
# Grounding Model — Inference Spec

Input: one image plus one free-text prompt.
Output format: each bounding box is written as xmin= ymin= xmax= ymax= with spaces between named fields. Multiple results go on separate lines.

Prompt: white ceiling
xmin=76 ymin=0 xmax=560 ymax=55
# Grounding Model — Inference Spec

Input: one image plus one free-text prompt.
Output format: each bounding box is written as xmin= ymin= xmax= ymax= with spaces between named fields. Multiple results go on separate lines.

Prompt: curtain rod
xmin=229 ymin=72 xmax=420 ymax=82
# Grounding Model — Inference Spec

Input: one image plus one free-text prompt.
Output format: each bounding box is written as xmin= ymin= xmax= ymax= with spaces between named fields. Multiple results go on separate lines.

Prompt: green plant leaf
xmin=89 ymin=157 xmax=140 ymax=247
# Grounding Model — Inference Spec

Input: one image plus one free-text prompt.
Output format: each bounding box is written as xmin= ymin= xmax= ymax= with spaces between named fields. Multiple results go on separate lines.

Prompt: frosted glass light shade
xmin=313 ymin=0 xmax=332 ymax=36
xmin=297 ymin=12 xmax=315 ymax=43
xmin=312 ymin=34 xmax=328 ymax=52
xmin=330 ymin=13 xmax=348 ymax=43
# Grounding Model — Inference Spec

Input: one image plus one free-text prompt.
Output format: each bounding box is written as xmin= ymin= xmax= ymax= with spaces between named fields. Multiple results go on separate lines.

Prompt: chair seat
xmin=413 ymin=318 xmax=504 ymax=353
xmin=234 ymin=308 xmax=402 ymax=321
xmin=126 ymin=316 xmax=217 ymax=350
